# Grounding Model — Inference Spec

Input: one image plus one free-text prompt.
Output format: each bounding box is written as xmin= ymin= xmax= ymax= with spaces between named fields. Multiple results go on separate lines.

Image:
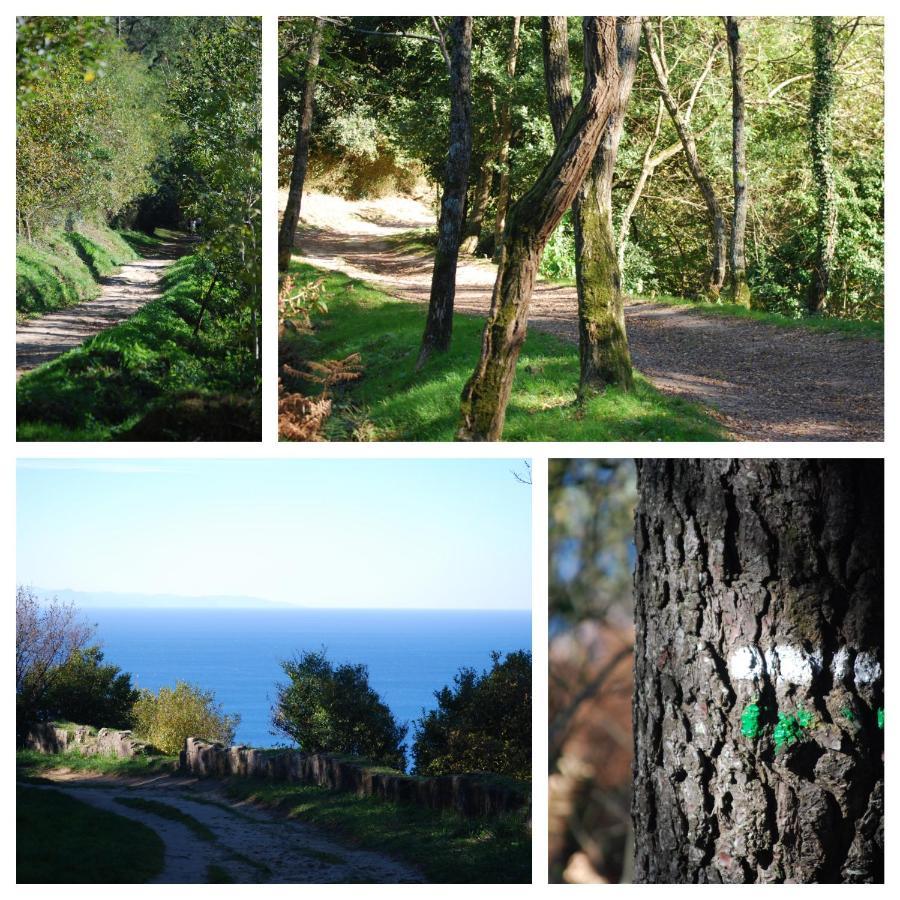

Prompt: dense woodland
xmin=16 ymin=16 xmax=261 ymax=440
xmin=279 ymin=16 xmax=883 ymax=442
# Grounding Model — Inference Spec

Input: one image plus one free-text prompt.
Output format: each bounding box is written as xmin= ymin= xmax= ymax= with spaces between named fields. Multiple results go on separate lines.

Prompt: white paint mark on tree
xmin=728 ymin=645 xmax=765 ymax=679
xmin=764 ymin=644 xmax=819 ymax=684
xmin=854 ymin=651 xmax=882 ymax=685
xmin=831 ymin=646 xmax=851 ymax=680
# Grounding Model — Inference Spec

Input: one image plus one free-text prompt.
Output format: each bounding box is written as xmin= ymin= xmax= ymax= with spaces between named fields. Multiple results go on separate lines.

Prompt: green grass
xmin=633 ymin=293 xmax=884 ymax=340
xmin=115 ymin=796 xmax=215 ymax=841
xmin=280 ymin=262 xmax=726 ymax=442
xmin=17 ymin=785 xmax=165 ymax=883
xmin=223 ymin=776 xmax=530 ymax=884
xmin=16 ymin=749 xmax=178 ymax=780
xmin=16 ymin=222 xmax=158 ymax=318
xmin=17 ymin=253 xmax=261 ymax=441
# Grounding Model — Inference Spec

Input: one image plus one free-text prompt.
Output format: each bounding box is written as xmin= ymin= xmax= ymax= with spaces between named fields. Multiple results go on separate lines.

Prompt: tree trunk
xmin=725 ymin=17 xmax=751 ymax=308
xmin=457 ymin=17 xmax=623 ymax=441
xmin=808 ymin=17 xmax=838 ymax=314
xmin=632 ymin=459 xmax=884 ymax=884
xmin=459 ymin=152 xmax=494 ymax=254
xmin=643 ymin=20 xmax=727 ymax=299
xmin=417 ymin=16 xmax=473 ymax=366
xmin=491 ymin=17 xmax=522 ymax=262
xmin=277 ymin=18 xmax=324 ymax=272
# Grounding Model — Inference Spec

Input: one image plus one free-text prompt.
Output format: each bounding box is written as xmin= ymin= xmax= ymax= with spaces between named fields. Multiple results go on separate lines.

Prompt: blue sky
xmin=17 ymin=458 xmax=532 ymax=610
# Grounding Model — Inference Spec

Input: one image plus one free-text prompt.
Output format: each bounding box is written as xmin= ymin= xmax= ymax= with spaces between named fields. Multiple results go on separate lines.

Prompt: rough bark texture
xmin=457 ymin=17 xmax=622 ymax=441
xmin=725 ymin=16 xmax=751 ymax=308
xmin=643 ymin=20 xmax=727 ymax=299
xmin=633 ymin=459 xmax=884 ymax=884
xmin=808 ymin=17 xmax=838 ymax=314
xmin=277 ymin=18 xmax=324 ymax=272
xmin=491 ymin=17 xmax=522 ymax=262
xmin=418 ymin=17 xmax=473 ymax=365
xmin=459 ymin=152 xmax=494 ymax=254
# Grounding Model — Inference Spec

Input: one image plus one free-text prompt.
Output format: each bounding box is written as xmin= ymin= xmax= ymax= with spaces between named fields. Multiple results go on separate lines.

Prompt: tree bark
xmin=633 ymin=459 xmax=883 ymax=884
xmin=457 ymin=17 xmax=623 ymax=441
xmin=418 ymin=16 xmax=473 ymax=366
xmin=459 ymin=151 xmax=494 ymax=254
xmin=277 ymin=18 xmax=324 ymax=272
xmin=491 ymin=17 xmax=522 ymax=262
xmin=643 ymin=19 xmax=727 ymax=299
xmin=808 ymin=17 xmax=838 ymax=314
xmin=725 ymin=16 xmax=751 ymax=307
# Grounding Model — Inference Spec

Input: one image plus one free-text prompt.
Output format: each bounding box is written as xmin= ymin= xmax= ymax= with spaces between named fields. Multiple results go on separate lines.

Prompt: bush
xmin=42 ymin=646 xmax=138 ymax=730
xmin=273 ymin=648 xmax=408 ymax=771
xmin=131 ymin=681 xmax=239 ymax=755
xmin=412 ymin=650 xmax=531 ymax=780
xmin=539 ymin=212 xmax=576 ymax=281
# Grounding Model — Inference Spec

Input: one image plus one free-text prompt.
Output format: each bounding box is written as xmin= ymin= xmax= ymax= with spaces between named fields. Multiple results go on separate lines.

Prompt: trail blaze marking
xmin=741 ymin=701 xmax=762 ymax=739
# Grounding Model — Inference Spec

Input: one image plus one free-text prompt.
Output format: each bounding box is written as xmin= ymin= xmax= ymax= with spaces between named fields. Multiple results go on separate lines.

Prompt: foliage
xmin=539 ymin=212 xmax=577 ymax=281
xmin=16 ymin=785 xmax=166 ymax=884
xmin=17 ymin=254 xmax=262 ymax=441
xmin=273 ymin=649 xmax=408 ymax=771
xmin=42 ymin=646 xmax=139 ymax=731
xmin=279 ymin=263 xmax=726 ymax=441
xmin=412 ymin=651 xmax=531 ymax=780
xmin=131 ymin=681 xmax=239 ymax=756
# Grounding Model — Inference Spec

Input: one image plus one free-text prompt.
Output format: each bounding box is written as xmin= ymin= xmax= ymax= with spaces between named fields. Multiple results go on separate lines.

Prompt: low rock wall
xmin=180 ymin=737 xmax=527 ymax=818
xmin=23 ymin=722 xmax=150 ymax=758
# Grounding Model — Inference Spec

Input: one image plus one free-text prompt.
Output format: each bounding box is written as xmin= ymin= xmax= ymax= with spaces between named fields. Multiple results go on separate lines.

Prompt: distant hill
xmin=35 ymin=588 xmax=286 ymax=610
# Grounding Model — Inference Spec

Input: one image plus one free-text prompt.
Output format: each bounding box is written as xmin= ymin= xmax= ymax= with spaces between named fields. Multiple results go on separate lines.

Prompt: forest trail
xmin=288 ymin=191 xmax=884 ymax=442
xmin=27 ymin=770 xmax=425 ymax=884
xmin=16 ymin=236 xmax=191 ymax=380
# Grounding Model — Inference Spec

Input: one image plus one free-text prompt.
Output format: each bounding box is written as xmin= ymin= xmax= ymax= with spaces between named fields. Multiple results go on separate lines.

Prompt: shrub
xmin=131 ymin=681 xmax=239 ymax=755
xmin=42 ymin=646 xmax=138 ymax=730
xmin=273 ymin=648 xmax=408 ymax=771
xmin=412 ymin=650 xmax=531 ymax=780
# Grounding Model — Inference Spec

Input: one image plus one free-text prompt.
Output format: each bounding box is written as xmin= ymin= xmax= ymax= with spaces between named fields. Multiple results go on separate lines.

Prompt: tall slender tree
xmin=725 ymin=16 xmax=751 ymax=307
xmin=632 ymin=459 xmax=883 ymax=883
xmin=808 ymin=16 xmax=838 ymax=313
xmin=418 ymin=16 xmax=473 ymax=366
xmin=277 ymin=17 xmax=324 ymax=272
xmin=458 ymin=17 xmax=627 ymax=441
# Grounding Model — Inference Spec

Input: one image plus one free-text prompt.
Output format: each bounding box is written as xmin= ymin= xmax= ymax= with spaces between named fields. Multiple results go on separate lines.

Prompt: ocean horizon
xmin=80 ymin=607 xmax=532 ymax=756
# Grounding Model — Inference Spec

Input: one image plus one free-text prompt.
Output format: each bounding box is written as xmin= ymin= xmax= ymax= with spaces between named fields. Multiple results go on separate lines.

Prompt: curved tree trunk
xmin=643 ymin=19 xmax=727 ymax=299
xmin=459 ymin=152 xmax=494 ymax=254
xmin=491 ymin=17 xmax=522 ymax=262
xmin=458 ymin=17 xmax=623 ymax=441
xmin=633 ymin=459 xmax=884 ymax=883
xmin=418 ymin=16 xmax=473 ymax=366
xmin=277 ymin=18 xmax=324 ymax=273
xmin=725 ymin=16 xmax=751 ymax=307
xmin=808 ymin=17 xmax=838 ymax=314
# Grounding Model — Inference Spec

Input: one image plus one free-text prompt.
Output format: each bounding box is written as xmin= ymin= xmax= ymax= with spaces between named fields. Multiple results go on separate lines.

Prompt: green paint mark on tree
xmin=741 ymin=700 xmax=762 ymax=739
xmin=877 ymin=707 xmax=884 ymax=729
xmin=840 ymin=707 xmax=855 ymax=721
xmin=773 ymin=708 xmax=814 ymax=749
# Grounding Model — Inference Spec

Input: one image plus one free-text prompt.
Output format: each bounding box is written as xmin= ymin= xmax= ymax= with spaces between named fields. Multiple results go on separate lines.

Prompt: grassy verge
xmin=17 ymin=253 xmax=262 ymax=441
xmin=17 ymin=785 xmax=165 ymax=883
xmin=16 ymin=749 xmax=178 ymax=780
xmin=631 ymin=293 xmax=883 ymax=340
xmin=16 ymin=221 xmax=164 ymax=319
xmin=116 ymin=796 xmax=215 ymax=841
xmin=280 ymin=263 xmax=726 ymax=441
xmin=223 ymin=776 xmax=531 ymax=884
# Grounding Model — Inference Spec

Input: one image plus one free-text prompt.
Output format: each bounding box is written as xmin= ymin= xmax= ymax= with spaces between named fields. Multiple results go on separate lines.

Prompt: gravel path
xmin=16 ymin=237 xmax=190 ymax=379
xmin=289 ymin=191 xmax=884 ymax=442
xmin=30 ymin=770 xmax=424 ymax=884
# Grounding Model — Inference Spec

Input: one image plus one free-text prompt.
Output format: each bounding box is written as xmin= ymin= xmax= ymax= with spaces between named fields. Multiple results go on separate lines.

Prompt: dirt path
xmin=29 ymin=770 xmax=424 ymax=884
xmin=16 ymin=237 xmax=191 ymax=380
xmin=288 ymin=191 xmax=884 ymax=441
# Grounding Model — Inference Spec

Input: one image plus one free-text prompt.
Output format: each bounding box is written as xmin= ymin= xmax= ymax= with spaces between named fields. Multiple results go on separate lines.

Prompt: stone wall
xmin=180 ymin=737 xmax=528 ymax=818
xmin=24 ymin=722 xmax=150 ymax=758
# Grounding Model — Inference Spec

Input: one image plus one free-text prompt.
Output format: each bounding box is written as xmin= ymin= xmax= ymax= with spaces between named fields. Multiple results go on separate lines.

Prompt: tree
xmin=542 ymin=16 xmax=640 ymax=396
xmin=16 ymin=587 xmax=93 ymax=737
xmin=418 ymin=16 xmax=473 ymax=366
xmin=413 ymin=650 xmax=531 ymax=780
xmin=42 ymin=646 xmax=139 ymax=730
xmin=808 ymin=16 xmax=838 ymax=313
xmin=632 ymin=459 xmax=883 ymax=883
xmin=132 ymin=681 xmax=240 ymax=755
xmin=457 ymin=17 xmax=629 ymax=441
xmin=278 ymin=17 xmax=324 ymax=272
xmin=273 ymin=649 xmax=408 ymax=771
xmin=725 ymin=16 xmax=751 ymax=307
xmin=643 ymin=18 xmax=728 ymax=299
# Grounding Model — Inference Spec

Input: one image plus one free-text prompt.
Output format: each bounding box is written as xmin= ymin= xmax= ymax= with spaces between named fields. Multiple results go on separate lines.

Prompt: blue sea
xmin=83 ymin=608 xmax=532 ymax=751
